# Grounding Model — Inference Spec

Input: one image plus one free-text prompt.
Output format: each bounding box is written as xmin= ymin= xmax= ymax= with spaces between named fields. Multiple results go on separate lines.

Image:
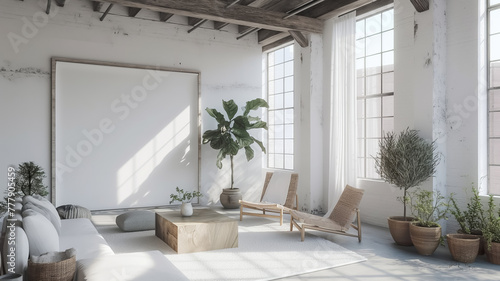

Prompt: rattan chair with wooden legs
xmin=290 ymin=185 xmax=364 ymax=242
xmin=239 ymin=172 xmax=298 ymax=226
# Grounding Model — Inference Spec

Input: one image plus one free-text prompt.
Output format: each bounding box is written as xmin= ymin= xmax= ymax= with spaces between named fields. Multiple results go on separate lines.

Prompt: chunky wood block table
xmin=155 ymin=209 xmax=238 ymax=254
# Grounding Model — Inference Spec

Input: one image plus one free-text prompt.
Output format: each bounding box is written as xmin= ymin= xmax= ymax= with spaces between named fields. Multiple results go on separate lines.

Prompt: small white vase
xmin=181 ymin=202 xmax=193 ymax=217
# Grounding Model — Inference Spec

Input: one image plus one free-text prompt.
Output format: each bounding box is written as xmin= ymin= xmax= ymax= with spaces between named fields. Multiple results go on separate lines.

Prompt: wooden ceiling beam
xmin=409 ymin=0 xmax=429 ymax=12
xmin=262 ymin=35 xmax=294 ymax=52
xmin=258 ymin=30 xmax=289 ymax=46
xmin=289 ymin=30 xmax=308 ymax=47
xmin=300 ymin=0 xmax=383 ymax=19
xmin=159 ymin=12 xmax=174 ymax=22
xmin=128 ymin=7 xmax=141 ymax=17
xmin=92 ymin=0 xmax=323 ymax=33
xmin=355 ymin=0 xmax=393 ymax=17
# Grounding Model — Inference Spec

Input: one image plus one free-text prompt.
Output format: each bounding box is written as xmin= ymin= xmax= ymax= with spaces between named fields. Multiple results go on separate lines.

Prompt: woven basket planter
xmin=485 ymin=241 xmax=500 ymax=265
xmin=446 ymin=234 xmax=480 ymax=263
xmin=27 ymin=255 xmax=76 ymax=281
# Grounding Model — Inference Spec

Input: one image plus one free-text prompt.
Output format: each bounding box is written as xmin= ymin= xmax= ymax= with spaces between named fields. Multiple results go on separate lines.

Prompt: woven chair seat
xmin=289 ymin=210 xmax=346 ymax=231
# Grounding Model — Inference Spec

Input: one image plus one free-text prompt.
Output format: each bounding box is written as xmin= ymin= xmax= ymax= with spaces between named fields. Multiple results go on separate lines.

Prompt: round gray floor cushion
xmin=56 ymin=205 xmax=91 ymax=219
xmin=116 ymin=210 xmax=155 ymax=232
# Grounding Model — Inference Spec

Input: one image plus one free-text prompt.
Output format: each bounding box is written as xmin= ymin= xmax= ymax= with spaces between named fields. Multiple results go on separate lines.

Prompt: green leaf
xmin=233 ymin=116 xmax=250 ymax=130
xmin=206 ymin=108 xmax=226 ymax=124
xmin=202 ymin=129 xmax=220 ymax=144
xmin=244 ymin=146 xmax=254 ymax=161
xmin=252 ymin=137 xmax=266 ymax=154
xmin=248 ymin=120 xmax=268 ymax=130
xmin=223 ymin=100 xmax=238 ymax=120
xmin=216 ymin=150 xmax=225 ymax=169
xmin=243 ymin=98 xmax=269 ymax=116
xmin=227 ymin=139 xmax=240 ymax=155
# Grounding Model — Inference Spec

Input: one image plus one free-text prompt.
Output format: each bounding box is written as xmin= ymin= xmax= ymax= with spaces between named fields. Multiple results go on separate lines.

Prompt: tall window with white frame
xmin=487 ymin=0 xmax=500 ymax=194
xmin=356 ymin=8 xmax=394 ymax=179
xmin=266 ymin=44 xmax=294 ymax=170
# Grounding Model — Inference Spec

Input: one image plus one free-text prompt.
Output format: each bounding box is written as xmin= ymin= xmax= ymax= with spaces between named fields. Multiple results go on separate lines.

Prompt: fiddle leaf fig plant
xmin=202 ymin=98 xmax=268 ymax=189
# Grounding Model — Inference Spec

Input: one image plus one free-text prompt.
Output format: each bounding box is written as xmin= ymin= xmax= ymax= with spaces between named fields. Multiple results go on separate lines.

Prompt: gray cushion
xmin=23 ymin=195 xmax=61 ymax=234
xmin=116 ymin=210 xmax=155 ymax=232
xmin=56 ymin=205 xmax=91 ymax=220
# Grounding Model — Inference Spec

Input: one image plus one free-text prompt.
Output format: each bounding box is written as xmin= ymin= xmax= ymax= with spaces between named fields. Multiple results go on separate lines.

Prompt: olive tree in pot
xmin=202 ymin=98 xmax=268 ymax=209
xmin=482 ymin=195 xmax=500 ymax=265
xmin=374 ymin=128 xmax=440 ymax=246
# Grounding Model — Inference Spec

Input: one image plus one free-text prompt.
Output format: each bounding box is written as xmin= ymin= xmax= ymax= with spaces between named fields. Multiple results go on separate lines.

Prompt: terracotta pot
xmin=457 ymin=229 xmax=485 ymax=255
xmin=387 ymin=216 xmax=415 ymax=246
xmin=409 ymin=223 xmax=441 ymax=255
xmin=220 ymin=188 xmax=242 ymax=209
xmin=485 ymin=241 xmax=500 ymax=265
xmin=446 ymin=234 xmax=480 ymax=263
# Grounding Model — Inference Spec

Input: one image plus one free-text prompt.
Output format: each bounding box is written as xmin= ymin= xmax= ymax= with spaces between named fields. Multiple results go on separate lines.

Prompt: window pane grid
xmin=357 ymin=8 xmax=394 ymax=179
xmin=267 ymin=44 xmax=294 ymax=170
xmin=489 ymin=2 xmax=500 ymax=195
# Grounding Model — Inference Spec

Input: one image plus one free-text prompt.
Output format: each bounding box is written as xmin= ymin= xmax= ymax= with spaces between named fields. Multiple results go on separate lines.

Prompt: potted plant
xmin=169 ymin=187 xmax=202 ymax=217
xmin=408 ymin=189 xmax=450 ymax=255
xmin=1 ymin=161 xmax=49 ymax=213
xmin=482 ymin=195 xmax=500 ymax=265
xmin=449 ymin=185 xmax=485 ymax=258
xmin=202 ymin=98 xmax=268 ymax=209
xmin=374 ymin=128 xmax=440 ymax=246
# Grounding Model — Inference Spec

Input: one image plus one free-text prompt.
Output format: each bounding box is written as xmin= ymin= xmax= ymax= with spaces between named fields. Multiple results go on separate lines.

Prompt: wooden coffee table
xmin=155 ymin=208 xmax=238 ymax=254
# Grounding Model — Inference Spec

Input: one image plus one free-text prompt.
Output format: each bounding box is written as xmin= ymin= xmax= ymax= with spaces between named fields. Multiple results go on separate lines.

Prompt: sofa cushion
xmin=116 ymin=210 xmax=155 ymax=232
xmin=56 ymin=205 xmax=91 ymax=220
xmin=22 ymin=209 xmax=59 ymax=256
xmin=59 ymin=234 xmax=114 ymax=260
xmin=76 ymin=251 xmax=189 ymax=281
xmin=2 ymin=226 xmax=29 ymax=275
xmin=23 ymin=195 xmax=61 ymax=234
xmin=60 ymin=218 xmax=98 ymax=236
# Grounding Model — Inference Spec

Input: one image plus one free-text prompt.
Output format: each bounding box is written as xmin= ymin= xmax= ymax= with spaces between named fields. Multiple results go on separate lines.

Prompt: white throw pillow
xmin=2 ymin=226 xmax=29 ymax=275
xmin=261 ymin=172 xmax=292 ymax=205
xmin=23 ymin=195 xmax=61 ymax=234
xmin=22 ymin=209 xmax=59 ymax=256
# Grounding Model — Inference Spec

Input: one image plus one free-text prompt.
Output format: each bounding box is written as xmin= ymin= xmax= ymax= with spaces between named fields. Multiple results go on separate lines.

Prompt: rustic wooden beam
xmin=55 ymin=0 xmax=66 ymax=7
xmin=409 ymin=0 xmax=429 ymax=12
xmin=92 ymin=0 xmax=323 ymax=33
xmin=289 ymin=30 xmax=308 ymax=47
xmin=188 ymin=19 xmax=208 ymax=33
xmin=301 ymin=0 xmax=379 ymax=19
xmin=237 ymin=27 xmax=260 ymax=40
xmin=354 ymin=0 xmax=393 ymax=17
xmin=100 ymin=4 xmax=113 ymax=21
xmin=262 ymin=35 xmax=294 ymax=52
xmin=258 ymin=30 xmax=289 ymax=45
xmin=92 ymin=1 xmax=103 ymax=12
xmin=128 ymin=7 xmax=141 ymax=17
xmin=214 ymin=21 xmax=229 ymax=30
xmin=188 ymin=17 xmax=205 ymax=26
xmin=159 ymin=12 xmax=173 ymax=22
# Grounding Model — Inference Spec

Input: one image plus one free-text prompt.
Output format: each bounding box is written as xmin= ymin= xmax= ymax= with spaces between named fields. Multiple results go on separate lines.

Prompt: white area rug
xmin=93 ymin=212 xmax=366 ymax=281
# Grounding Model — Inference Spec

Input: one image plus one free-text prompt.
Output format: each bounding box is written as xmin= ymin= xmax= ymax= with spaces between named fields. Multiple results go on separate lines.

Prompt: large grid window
xmin=356 ymin=8 xmax=394 ymax=179
xmin=266 ymin=45 xmax=294 ymax=170
xmin=488 ymin=0 xmax=500 ymax=194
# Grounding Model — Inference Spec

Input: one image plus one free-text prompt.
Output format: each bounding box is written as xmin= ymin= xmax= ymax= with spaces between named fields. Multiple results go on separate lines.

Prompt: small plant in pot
xmin=408 ymin=188 xmax=450 ymax=256
xmin=374 ymin=128 xmax=440 ymax=246
xmin=169 ymin=187 xmax=202 ymax=217
xmin=202 ymin=98 xmax=268 ymax=209
xmin=482 ymin=195 xmax=500 ymax=265
xmin=449 ymin=185 xmax=486 ymax=258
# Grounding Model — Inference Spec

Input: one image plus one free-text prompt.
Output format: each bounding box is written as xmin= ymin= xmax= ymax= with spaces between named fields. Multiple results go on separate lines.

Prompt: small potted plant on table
xmin=170 ymin=187 xmax=202 ymax=217
xmin=408 ymin=188 xmax=450 ymax=256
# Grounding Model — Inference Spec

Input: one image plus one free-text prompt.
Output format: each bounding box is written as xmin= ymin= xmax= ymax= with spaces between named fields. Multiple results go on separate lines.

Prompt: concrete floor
xmin=276 ymin=219 xmax=500 ymax=281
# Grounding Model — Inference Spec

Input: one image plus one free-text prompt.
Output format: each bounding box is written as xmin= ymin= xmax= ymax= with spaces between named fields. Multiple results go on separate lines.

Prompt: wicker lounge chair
xmin=290 ymin=185 xmax=364 ymax=242
xmin=239 ymin=172 xmax=298 ymax=226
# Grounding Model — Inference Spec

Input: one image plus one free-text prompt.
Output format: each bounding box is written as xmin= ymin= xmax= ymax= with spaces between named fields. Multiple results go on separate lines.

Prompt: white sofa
xmin=1 ymin=195 xmax=187 ymax=281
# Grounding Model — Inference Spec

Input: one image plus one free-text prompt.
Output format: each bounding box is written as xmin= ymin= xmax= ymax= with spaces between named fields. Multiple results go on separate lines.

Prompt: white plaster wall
xmin=0 ymin=0 xmax=263 ymax=207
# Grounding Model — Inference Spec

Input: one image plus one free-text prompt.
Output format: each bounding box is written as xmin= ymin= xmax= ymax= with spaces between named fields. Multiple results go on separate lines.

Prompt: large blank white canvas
xmin=54 ymin=60 xmax=199 ymax=210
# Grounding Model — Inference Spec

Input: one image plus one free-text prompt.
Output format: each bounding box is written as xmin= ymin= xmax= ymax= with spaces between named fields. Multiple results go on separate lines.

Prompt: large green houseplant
xmin=202 ymin=98 xmax=268 ymax=208
xmin=482 ymin=195 xmax=500 ymax=264
xmin=374 ymin=128 xmax=440 ymax=246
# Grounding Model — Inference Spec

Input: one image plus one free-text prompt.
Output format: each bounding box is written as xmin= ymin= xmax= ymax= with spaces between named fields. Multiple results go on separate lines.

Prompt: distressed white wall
xmin=0 ymin=0 xmax=263 ymax=207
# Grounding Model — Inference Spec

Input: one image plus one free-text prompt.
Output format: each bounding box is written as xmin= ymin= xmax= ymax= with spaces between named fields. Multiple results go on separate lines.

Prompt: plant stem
xmin=230 ymin=155 xmax=234 ymax=189
xmin=403 ymin=188 xmax=407 ymax=220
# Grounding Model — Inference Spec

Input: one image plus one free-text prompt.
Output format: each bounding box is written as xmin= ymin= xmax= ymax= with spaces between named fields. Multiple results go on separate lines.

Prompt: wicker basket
xmin=27 ymin=255 xmax=76 ymax=281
